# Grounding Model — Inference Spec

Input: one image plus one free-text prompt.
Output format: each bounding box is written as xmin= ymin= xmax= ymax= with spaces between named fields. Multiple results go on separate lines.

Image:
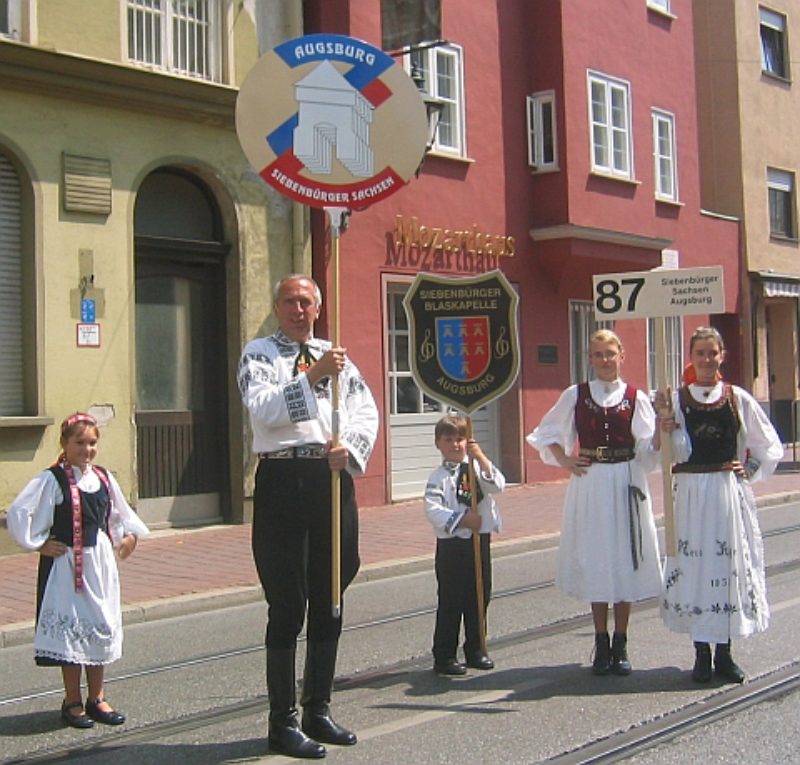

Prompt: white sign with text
xmin=592 ymin=266 xmax=725 ymax=319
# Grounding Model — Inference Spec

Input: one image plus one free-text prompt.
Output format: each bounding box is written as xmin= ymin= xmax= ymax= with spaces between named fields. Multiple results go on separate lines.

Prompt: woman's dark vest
xmin=678 ymin=384 xmax=739 ymax=466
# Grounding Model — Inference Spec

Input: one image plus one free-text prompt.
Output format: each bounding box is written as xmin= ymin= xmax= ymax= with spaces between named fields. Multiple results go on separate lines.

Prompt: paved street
xmin=0 ymin=497 xmax=799 ymax=764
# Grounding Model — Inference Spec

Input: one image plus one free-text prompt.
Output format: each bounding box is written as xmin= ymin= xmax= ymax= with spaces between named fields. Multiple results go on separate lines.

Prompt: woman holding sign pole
xmin=527 ymin=330 xmax=662 ymax=675
xmin=655 ymin=326 xmax=783 ymax=683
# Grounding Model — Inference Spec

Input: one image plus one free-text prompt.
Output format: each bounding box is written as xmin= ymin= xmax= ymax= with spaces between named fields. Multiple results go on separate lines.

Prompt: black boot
xmin=610 ymin=632 xmax=632 ymax=675
xmin=267 ymin=648 xmax=326 ymax=759
xmin=301 ymin=641 xmax=357 ymax=746
xmin=592 ymin=632 xmax=611 ymax=675
xmin=692 ymin=641 xmax=712 ymax=683
xmin=714 ymin=641 xmax=745 ymax=684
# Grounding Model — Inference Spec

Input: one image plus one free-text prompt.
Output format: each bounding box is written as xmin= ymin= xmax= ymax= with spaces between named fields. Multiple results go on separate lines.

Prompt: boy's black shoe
xmin=434 ymin=658 xmax=467 ymax=676
xmin=465 ymin=653 xmax=495 ymax=670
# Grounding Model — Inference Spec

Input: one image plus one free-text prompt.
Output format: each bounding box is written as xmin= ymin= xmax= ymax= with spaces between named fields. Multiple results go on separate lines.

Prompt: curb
xmin=0 ymin=532 xmax=562 ymax=651
xmin=1 ymin=491 xmax=795 ymax=650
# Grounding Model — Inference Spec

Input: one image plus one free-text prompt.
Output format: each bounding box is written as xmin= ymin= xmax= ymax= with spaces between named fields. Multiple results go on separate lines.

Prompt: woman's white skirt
xmin=661 ymin=472 xmax=769 ymax=643
xmin=557 ymin=461 xmax=663 ymax=603
xmin=35 ymin=533 xmax=122 ymax=666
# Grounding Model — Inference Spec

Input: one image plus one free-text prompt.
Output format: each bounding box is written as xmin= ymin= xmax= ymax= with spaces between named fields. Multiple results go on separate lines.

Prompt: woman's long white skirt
xmin=557 ymin=461 xmax=662 ymax=603
xmin=661 ymin=472 xmax=769 ymax=643
xmin=35 ymin=533 xmax=122 ymax=666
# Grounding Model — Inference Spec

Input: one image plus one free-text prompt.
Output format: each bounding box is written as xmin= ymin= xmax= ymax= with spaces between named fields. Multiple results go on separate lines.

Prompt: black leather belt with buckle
xmin=578 ymin=446 xmax=635 ymax=463
xmin=259 ymin=445 xmax=328 ymax=460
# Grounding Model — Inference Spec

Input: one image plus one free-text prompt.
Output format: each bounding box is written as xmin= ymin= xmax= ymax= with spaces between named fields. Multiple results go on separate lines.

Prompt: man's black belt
xmin=259 ymin=445 xmax=327 ymax=460
xmin=578 ymin=446 xmax=635 ymax=463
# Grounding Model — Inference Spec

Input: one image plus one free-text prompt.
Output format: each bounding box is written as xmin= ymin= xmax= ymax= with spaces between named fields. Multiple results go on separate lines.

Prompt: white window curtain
xmin=760 ymin=7 xmax=787 ymax=77
xmin=570 ymin=301 xmax=614 ymax=384
xmin=647 ymin=316 xmax=683 ymax=392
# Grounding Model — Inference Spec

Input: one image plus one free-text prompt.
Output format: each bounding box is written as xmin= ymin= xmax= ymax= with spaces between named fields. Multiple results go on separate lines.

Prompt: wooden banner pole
xmin=654 ymin=317 xmax=676 ymax=557
xmin=327 ymin=207 xmax=347 ymax=619
xmin=466 ymin=416 xmax=488 ymax=656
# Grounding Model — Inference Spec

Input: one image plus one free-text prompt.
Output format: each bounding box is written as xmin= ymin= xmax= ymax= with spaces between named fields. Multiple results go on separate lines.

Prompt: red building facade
xmin=303 ymin=0 xmax=740 ymax=506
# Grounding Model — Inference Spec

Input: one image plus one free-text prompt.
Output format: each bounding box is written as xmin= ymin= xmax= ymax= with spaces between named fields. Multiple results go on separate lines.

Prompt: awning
xmin=756 ymin=272 xmax=800 ymax=298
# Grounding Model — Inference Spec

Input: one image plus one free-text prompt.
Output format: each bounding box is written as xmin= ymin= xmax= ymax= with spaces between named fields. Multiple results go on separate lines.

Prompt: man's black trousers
xmin=252 ymin=457 xmax=359 ymax=649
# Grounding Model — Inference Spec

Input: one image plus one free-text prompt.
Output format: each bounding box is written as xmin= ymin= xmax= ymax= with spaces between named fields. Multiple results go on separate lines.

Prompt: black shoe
xmin=714 ymin=642 xmax=745 ymax=684
xmin=592 ymin=632 xmax=611 ymax=675
xmin=465 ymin=653 xmax=495 ymax=670
xmin=85 ymin=698 xmax=125 ymax=725
xmin=303 ymin=706 xmax=357 ymax=746
xmin=434 ymin=658 xmax=467 ymax=676
xmin=61 ymin=701 xmax=94 ymax=729
xmin=610 ymin=632 xmax=632 ymax=676
xmin=269 ymin=716 xmax=326 ymax=759
xmin=692 ymin=642 xmax=713 ymax=683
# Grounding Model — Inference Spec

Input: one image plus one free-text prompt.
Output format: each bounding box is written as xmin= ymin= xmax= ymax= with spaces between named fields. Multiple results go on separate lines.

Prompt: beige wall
xmin=0 ymin=86 xmax=281 ymax=512
xmin=37 ymin=0 xmax=123 ymax=61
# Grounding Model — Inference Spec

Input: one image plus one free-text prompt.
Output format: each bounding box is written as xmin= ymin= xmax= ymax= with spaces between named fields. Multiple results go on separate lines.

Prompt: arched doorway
xmin=134 ymin=168 xmax=230 ymax=526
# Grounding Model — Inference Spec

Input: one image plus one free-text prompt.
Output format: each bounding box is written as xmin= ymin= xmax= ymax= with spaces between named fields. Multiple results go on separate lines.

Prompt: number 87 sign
xmin=592 ymin=266 xmax=725 ymax=319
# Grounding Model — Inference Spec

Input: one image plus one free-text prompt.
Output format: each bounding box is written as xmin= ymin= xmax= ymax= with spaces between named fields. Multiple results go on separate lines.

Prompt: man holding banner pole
xmin=238 ymin=274 xmax=378 ymax=758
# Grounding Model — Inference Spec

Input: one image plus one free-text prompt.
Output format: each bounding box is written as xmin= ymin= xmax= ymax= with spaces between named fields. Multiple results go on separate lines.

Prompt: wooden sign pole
xmin=654 ymin=317 xmax=676 ymax=556
xmin=328 ymin=207 xmax=347 ymax=618
xmin=466 ymin=416 xmax=488 ymax=656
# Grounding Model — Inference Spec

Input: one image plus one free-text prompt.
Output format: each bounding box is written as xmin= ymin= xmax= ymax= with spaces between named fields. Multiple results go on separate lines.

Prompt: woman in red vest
xmin=528 ymin=329 xmax=662 ymax=675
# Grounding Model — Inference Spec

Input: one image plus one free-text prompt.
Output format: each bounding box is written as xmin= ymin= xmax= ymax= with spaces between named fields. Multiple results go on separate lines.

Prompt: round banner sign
xmin=236 ymin=33 xmax=430 ymax=209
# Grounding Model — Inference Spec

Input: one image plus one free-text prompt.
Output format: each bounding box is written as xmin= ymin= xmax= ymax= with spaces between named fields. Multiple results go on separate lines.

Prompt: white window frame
xmin=569 ymin=301 xmax=615 ymax=385
xmin=647 ymin=316 xmax=683 ymax=393
xmin=588 ymin=71 xmax=634 ymax=180
xmin=409 ymin=42 xmax=466 ymax=158
xmin=0 ymin=0 xmax=21 ymax=39
xmin=127 ymin=0 xmax=222 ymax=82
xmin=652 ymin=108 xmax=678 ymax=202
xmin=767 ymin=167 xmax=796 ymax=239
xmin=647 ymin=0 xmax=671 ymax=15
xmin=760 ymin=6 xmax=789 ymax=80
xmin=526 ymin=90 xmax=558 ymax=172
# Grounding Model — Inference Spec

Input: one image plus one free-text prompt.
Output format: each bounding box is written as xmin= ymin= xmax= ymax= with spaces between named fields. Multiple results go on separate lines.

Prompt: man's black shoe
xmin=465 ymin=653 xmax=495 ymax=670
xmin=434 ymin=659 xmax=467 ymax=676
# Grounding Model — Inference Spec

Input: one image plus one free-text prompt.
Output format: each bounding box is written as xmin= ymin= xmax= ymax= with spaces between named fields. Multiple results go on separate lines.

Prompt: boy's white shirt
xmin=424 ymin=457 xmax=505 ymax=538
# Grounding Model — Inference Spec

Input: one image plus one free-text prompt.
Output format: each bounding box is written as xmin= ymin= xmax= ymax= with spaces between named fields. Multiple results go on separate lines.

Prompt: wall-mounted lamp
xmin=411 ymin=62 xmax=445 ymax=176
xmin=411 ymin=61 xmax=445 ymax=155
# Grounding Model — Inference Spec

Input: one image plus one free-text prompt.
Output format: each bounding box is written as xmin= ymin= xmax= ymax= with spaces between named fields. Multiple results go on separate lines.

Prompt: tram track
xmin=544 ymin=661 xmax=800 ymax=764
xmin=3 ymin=520 xmax=800 ymax=764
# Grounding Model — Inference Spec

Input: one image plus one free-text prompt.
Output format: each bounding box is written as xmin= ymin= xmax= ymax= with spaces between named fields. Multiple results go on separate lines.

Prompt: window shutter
xmin=0 ymin=153 xmax=24 ymax=414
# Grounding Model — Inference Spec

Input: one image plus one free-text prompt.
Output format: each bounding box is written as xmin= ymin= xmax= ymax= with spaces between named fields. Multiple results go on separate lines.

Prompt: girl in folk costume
xmin=6 ymin=414 xmax=149 ymax=728
xmin=527 ymin=329 xmax=662 ymax=675
xmin=655 ymin=327 xmax=783 ymax=683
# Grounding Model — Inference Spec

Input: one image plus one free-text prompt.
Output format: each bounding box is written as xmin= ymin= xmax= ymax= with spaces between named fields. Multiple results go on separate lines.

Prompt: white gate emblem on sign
xmin=294 ymin=60 xmax=374 ymax=177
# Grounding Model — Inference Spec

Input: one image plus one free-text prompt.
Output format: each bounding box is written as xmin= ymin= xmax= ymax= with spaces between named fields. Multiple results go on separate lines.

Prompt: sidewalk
xmin=1 ymin=471 xmax=797 ymax=648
